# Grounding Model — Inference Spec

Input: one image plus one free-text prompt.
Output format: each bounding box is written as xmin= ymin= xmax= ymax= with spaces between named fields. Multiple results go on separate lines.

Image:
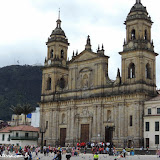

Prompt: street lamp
xmin=40 ymin=126 xmax=47 ymax=153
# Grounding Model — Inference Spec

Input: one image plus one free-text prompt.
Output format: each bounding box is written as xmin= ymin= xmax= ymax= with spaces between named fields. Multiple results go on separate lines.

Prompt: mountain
xmin=0 ymin=65 xmax=42 ymax=121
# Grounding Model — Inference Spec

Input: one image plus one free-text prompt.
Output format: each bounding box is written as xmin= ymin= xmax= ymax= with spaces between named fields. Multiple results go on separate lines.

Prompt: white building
xmin=144 ymin=91 xmax=160 ymax=149
xmin=31 ymin=107 xmax=40 ymax=127
xmin=0 ymin=125 xmax=39 ymax=147
xmin=10 ymin=107 xmax=40 ymax=127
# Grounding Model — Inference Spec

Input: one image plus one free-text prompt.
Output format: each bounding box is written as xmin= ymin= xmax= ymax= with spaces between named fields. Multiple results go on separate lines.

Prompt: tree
xmin=10 ymin=104 xmax=23 ymax=126
xmin=21 ymin=103 xmax=35 ymax=125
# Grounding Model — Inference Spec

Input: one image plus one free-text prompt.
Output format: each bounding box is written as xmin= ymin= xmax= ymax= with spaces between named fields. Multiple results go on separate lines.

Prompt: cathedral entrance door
xmin=60 ymin=128 xmax=66 ymax=147
xmin=105 ymin=126 xmax=113 ymax=143
xmin=81 ymin=124 xmax=89 ymax=142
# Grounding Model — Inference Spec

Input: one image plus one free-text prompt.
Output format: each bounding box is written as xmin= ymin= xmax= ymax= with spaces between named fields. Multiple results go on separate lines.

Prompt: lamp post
xmin=40 ymin=127 xmax=47 ymax=153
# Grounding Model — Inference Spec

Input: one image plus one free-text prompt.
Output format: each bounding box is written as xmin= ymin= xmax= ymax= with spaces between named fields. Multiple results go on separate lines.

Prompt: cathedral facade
xmin=39 ymin=0 xmax=158 ymax=148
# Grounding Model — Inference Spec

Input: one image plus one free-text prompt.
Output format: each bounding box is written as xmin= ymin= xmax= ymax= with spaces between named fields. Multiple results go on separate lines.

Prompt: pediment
xmin=72 ymin=50 xmax=99 ymax=62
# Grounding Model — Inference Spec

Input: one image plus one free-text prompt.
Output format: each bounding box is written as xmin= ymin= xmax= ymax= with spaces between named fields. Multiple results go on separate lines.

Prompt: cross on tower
xmin=58 ymin=8 xmax=60 ymax=19
xmin=136 ymin=0 xmax=141 ymax=3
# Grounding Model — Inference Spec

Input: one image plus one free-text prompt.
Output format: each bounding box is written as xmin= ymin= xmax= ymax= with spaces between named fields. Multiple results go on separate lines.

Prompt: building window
xmin=155 ymin=122 xmax=159 ymax=131
xmin=25 ymin=133 xmax=29 ymax=137
xmin=128 ymin=63 xmax=135 ymax=78
xmin=8 ymin=134 xmax=10 ymax=141
xmin=144 ymin=30 xmax=147 ymax=40
xmin=62 ymin=113 xmax=66 ymax=124
xmin=46 ymin=121 xmax=48 ymax=129
xmin=50 ymin=49 xmax=53 ymax=58
xmin=59 ymin=77 xmax=65 ymax=89
xmin=146 ymin=138 xmax=149 ymax=148
xmin=16 ymin=132 xmax=19 ymax=137
xmin=155 ymin=135 xmax=159 ymax=144
xmin=61 ymin=50 xmax=64 ymax=58
xmin=130 ymin=115 xmax=133 ymax=126
xmin=148 ymin=108 xmax=151 ymax=115
xmin=107 ymin=110 xmax=111 ymax=121
xmin=2 ymin=134 xmax=5 ymax=141
xmin=131 ymin=29 xmax=136 ymax=40
xmin=145 ymin=122 xmax=149 ymax=131
xmin=157 ymin=108 xmax=160 ymax=114
xmin=145 ymin=63 xmax=151 ymax=79
xmin=47 ymin=77 xmax=51 ymax=90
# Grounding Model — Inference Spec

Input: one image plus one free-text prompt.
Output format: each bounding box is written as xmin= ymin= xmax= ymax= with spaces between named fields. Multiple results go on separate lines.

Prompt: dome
xmin=50 ymin=19 xmax=66 ymax=37
xmin=51 ymin=27 xmax=66 ymax=37
xmin=130 ymin=2 xmax=148 ymax=14
xmin=125 ymin=1 xmax=152 ymax=24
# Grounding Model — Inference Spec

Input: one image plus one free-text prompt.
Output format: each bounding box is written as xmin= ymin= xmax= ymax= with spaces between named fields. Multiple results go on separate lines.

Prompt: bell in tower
xmin=119 ymin=0 xmax=158 ymax=95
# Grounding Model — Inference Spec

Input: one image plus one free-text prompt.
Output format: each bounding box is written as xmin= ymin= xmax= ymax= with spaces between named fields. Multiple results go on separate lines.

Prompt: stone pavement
xmin=0 ymin=153 xmax=160 ymax=160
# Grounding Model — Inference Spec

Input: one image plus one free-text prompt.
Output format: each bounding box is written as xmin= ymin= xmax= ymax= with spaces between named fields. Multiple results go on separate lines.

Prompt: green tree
xmin=10 ymin=104 xmax=23 ymax=126
xmin=21 ymin=103 xmax=35 ymax=125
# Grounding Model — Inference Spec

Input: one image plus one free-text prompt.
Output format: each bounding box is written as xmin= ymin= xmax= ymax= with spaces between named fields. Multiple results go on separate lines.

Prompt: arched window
xmin=131 ymin=29 xmax=136 ymax=40
xmin=47 ymin=77 xmax=51 ymax=90
xmin=146 ymin=63 xmax=151 ymax=79
xmin=61 ymin=50 xmax=64 ymax=59
xmin=128 ymin=63 xmax=135 ymax=78
xmin=144 ymin=30 xmax=147 ymax=40
xmin=50 ymin=49 xmax=53 ymax=58
xmin=59 ymin=77 xmax=65 ymax=89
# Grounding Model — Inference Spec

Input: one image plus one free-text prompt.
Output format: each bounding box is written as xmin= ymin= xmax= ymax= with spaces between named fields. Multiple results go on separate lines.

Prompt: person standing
xmin=24 ymin=152 xmax=28 ymax=160
xmin=123 ymin=148 xmax=126 ymax=158
xmin=94 ymin=152 xmax=99 ymax=160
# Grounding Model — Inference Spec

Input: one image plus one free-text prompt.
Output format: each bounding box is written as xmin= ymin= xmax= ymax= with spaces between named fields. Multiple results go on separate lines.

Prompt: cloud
xmin=0 ymin=0 xmax=160 ymax=87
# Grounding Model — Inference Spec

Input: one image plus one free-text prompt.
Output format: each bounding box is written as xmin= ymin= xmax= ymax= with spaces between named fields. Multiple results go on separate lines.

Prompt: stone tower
xmin=120 ymin=0 xmax=158 ymax=94
xmin=41 ymin=12 xmax=69 ymax=102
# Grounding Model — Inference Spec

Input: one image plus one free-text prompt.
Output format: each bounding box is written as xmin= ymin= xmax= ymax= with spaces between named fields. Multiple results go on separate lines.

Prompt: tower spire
xmin=136 ymin=0 xmax=141 ymax=4
xmin=56 ymin=8 xmax=61 ymax=28
xmin=58 ymin=8 xmax=60 ymax=19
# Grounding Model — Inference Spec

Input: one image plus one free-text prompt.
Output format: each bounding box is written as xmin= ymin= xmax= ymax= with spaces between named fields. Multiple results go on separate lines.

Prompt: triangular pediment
xmin=72 ymin=50 xmax=99 ymax=62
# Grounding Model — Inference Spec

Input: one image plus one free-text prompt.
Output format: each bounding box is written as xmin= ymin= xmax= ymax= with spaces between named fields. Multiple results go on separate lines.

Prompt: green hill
xmin=0 ymin=65 xmax=42 ymax=121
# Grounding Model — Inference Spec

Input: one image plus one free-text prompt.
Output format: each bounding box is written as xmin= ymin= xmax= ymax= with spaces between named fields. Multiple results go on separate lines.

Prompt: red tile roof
xmin=11 ymin=125 xmax=39 ymax=132
xmin=0 ymin=125 xmax=39 ymax=133
xmin=0 ymin=127 xmax=13 ymax=133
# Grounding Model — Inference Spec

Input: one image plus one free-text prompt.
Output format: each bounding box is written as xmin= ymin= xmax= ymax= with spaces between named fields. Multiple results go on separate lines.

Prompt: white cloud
xmin=0 ymin=0 xmax=160 ymax=87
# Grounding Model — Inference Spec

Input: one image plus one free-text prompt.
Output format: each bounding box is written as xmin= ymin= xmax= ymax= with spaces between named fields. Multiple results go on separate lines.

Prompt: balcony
xmin=10 ymin=136 xmax=38 ymax=140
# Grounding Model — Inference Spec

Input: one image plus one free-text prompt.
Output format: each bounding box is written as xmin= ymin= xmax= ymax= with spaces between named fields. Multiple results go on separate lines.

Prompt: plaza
xmin=0 ymin=153 xmax=159 ymax=160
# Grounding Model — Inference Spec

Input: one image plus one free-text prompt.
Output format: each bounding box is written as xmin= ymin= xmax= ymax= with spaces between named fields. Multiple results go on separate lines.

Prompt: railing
xmin=10 ymin=136 xmax=38 ymax=140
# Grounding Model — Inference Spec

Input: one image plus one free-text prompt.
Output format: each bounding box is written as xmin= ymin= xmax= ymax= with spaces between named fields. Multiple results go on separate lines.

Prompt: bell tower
xmin=41 ymin=11 xmax=69 ymax=101
xmin=120 ymin=0 xmax=158 ymax=94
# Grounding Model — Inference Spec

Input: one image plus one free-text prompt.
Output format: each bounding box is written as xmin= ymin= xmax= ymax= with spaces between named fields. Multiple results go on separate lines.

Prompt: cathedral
xmin=39 ymin=0 xmax=158 ymax=148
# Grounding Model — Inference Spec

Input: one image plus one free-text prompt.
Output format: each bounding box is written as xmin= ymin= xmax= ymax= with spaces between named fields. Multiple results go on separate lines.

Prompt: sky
xmin=0 ymin=0 xmax=160 ymax=88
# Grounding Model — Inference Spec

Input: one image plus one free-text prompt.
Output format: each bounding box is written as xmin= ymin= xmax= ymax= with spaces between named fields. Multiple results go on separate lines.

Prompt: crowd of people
xmin=0 ymin=142 xmax=132 ymax=160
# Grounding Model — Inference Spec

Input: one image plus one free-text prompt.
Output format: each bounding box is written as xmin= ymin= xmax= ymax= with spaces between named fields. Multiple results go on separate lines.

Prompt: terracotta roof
xmin=0 ymin=125 xmax=39 ymax=133
xmin=10 ymin=125 xmax=39 ymax=132
xmin=0 ymin=126 xmax=13 ymax=133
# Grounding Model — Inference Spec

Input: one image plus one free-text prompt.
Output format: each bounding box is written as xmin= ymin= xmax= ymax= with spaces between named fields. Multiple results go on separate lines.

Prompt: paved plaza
xmin=0 ymin=153 xmax=160 ymax=160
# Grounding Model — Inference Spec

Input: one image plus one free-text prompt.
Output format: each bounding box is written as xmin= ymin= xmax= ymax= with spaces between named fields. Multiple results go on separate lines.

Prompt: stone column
xmin=97 ymin=105 xmax=103 ymax=141
xmin=66 ymin=107 xmax=71 ymax=144
xmin=91 ymin=105 xmax=97 ymax=142
xmin=69 ymin=106 xmax=75 ymax=145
